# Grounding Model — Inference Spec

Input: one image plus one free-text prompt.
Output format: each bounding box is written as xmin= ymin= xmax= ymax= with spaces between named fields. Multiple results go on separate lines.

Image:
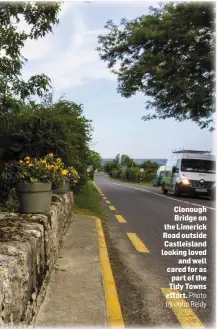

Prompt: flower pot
xmin=54 ymin=180 xmax=70 ymax=194
xmin=15 ymin=182 xmax=53 ymax=213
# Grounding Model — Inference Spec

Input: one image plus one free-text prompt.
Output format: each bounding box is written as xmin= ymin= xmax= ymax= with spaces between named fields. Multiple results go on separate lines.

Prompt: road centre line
xmin=127 ymin=233 xmax=150 ymax=253
xmin=161 ymin=288 xmax=204 ymax=328
xmin=115 ymin=215 xmax=126 ymax=223
xmin=104 ymin=180 xmax=216 ymax=211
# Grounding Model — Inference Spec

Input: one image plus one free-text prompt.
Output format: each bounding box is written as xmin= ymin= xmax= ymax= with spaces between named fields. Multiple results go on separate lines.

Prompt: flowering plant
xmin=2 ymin=153 xmax=65 ymax=185
xmin=66 ymin=167 xmax=80 ymax=182
xmin=52 ymin=165 xmax=80 ymax=189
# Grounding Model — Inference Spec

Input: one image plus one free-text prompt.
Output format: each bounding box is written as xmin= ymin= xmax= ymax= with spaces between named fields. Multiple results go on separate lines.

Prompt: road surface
xmin=95 ymin=174 xmax=216 ymax=328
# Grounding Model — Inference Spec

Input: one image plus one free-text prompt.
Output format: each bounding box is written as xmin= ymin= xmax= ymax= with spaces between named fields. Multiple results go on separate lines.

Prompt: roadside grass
xmin=110 ymin=177 xmax=153 ymax=187
xmin=74 ymin=180 xmax=107 ymax=221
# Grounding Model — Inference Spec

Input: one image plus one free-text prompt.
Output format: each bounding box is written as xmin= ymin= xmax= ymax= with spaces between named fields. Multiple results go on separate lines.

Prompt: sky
xmin=21 ymin=1 xmax=214 ymax=159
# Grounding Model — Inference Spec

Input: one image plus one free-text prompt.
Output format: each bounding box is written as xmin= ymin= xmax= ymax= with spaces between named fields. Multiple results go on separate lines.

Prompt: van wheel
xmin=162 ymin=184 xmax=168 ymax=194
xmin=174 ymin=184 xmax=180 ymax=197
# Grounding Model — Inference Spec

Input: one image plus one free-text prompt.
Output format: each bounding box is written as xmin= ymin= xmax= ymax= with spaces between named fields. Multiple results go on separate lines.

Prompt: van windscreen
xmin=181 ymin=159 xmax=215 ymax=173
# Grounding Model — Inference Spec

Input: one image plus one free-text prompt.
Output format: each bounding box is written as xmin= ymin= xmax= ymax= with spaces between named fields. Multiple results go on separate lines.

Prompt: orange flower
xmin=48 ymin=153 xmax=54 ymax=158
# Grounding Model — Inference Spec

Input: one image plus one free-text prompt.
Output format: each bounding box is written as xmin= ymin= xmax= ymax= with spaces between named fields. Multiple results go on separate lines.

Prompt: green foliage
xmin=111 ymin=169 xmax=121 ymax=179
xmin=104 ymin=160 xmax=118 ymax=176
xmin=0 ymin=2 xmax=61 ymax=115
xmin=74 ymin=181 xmax=107 ymax=220
xmin=105 ymin=154 xmax=159 ymax=183
xmin=0 ymin=3 xmax=103 ymax=209
xmin=124 ymin=167 xmax=156 ymax=183
xmin=0 ymin=188 xmax=19 ymax=213
xmin=1 ymin=154 xmax=70 ymax=193
xmin=88 ymin=150 xmax=102 ymax=170
xmin=0 ymin=99 xmax=92 ymax=190
xmin=113 ymin=154 xmax=121 ymax=168
xmin=139 ymin=160 xmax=159 ymax=170
xmin=121 ymin=154 xmax=137 ymax=168
xmin=97 ymin=2 xmax=215 ymax=131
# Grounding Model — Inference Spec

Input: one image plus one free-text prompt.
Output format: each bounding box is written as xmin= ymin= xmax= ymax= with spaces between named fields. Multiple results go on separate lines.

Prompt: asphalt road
xmin=95 ymin=174 xmax=216 ymax=328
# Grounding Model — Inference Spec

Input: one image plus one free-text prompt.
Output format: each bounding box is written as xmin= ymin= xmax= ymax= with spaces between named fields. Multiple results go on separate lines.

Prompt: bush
xmin=125 ymin=168 xmax=139 ymax=182
xmin=111 ymin=169 xmax=119 ymax=178
xmin=120 ymin=167 xmax=157 ymax=183
xmin=120 ymin=170 xmax=127 ymax=180
xmin=0 ymin=100 xmax=92 ymax=189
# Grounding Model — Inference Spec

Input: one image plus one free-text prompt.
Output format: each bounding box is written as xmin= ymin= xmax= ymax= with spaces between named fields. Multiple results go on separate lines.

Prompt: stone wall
xmin=0 ymin=192 xmax=74 ymax=326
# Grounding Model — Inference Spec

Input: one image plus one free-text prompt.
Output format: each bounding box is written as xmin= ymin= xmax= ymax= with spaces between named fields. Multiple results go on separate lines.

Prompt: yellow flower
xmin=19 ymin=160 xmax=23 ymax=164
xmin=24 ymin=156 xmax=30 ymax=161
xmin=41 ymin=160 xmax=46 ymax=164
xmin=61 ymin=169 xmax=68 ymax=176
xmin=28 ymin=164 xmax=33 ymax=167
xmin=57 ymin=158 xmax=62 ymax=163
xmin=48 ymin=153 xmax=54 ymax=158
xmin=48 ymin=165 xmax=54 ymax=170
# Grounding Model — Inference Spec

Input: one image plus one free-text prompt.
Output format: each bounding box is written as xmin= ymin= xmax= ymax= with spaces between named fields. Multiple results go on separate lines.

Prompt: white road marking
xmin=99 ymin=178 xmax=216 ymax=211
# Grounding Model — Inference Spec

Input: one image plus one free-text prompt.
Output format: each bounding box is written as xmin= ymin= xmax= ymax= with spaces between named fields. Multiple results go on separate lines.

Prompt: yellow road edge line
xmin=93 ymin=181 xmax=101 ymax=192
xmin=126 ymin=233 xmax=149 ymax=253
xmin=109 ymin=205 xmax=116 ymax=211
xmin=105 ymin=200 xmax=111 ymax=204
xmin=161 ymin=288 xmax=204 ymax=328
xmin=115 ymin=215 xmax=126 ymax=223
xmin=94 ymin=216 xmax=125 ymax=328
xmin=93 ymin=182 xmax=105 ymax=198
xmin=103 ymin=197 xmax=107 ymax=200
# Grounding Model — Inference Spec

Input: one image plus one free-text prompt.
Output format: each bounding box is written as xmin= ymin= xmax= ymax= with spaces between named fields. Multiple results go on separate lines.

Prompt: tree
xmin=113 ymin=154 xmax=121 ymax=167
xmin=104 ymin=160 xmax=118 ymax=175
xmin=88 ymin=150 xmax=102 ymax=170
xmin=0 ymin=2 xmax=61 ymax=114
xmin=140 ymin=160 xmax=159 ymax=170
xmin=121 ymin=154 xmax=137 ymax=168
xmin=97 ymin=2 xmax=215 ymax=131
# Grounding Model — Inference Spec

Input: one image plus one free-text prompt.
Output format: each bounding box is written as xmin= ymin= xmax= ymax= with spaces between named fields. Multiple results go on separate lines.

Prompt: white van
xmin=162 ymin=150 xmax=216 ymax=199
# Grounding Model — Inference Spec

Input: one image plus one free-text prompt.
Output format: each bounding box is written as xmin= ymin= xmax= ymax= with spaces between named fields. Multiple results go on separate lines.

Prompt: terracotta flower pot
xmin=15 ymin=182 xmax=52 ymax=213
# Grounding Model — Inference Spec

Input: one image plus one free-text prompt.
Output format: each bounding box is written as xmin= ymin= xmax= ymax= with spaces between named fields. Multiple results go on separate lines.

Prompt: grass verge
xmin=110 ymin=177 xmax=153 ymax=187
xmin=74 ymin=180 xmax=107 ymax=220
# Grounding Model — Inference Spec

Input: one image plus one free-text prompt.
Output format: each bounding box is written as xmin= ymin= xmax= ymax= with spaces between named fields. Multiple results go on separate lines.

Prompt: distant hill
xmin=102 ymin=159 xmax=167 ymax=165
